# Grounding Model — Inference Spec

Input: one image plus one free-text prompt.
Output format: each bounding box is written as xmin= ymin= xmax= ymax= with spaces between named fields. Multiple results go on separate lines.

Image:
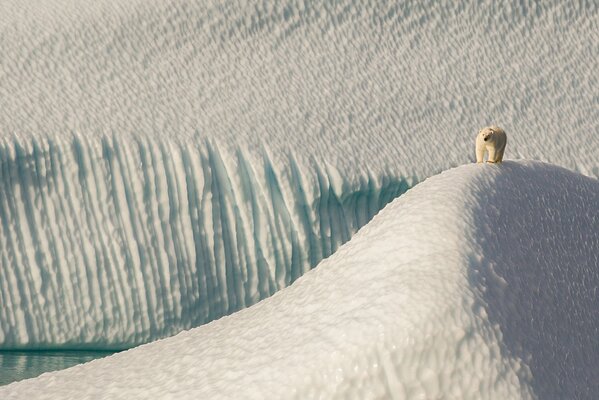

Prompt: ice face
xmin=0 ymin=137 xmax=410 ymax=348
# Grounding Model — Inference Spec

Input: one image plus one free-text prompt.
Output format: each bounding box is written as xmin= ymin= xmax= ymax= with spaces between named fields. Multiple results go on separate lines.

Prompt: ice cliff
xmin=0 ymin=137 xmax=409 ymax=348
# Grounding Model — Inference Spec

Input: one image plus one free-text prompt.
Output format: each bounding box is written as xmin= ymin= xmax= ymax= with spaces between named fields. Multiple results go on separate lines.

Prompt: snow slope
xmin=2 ymin=161 xmax=597 ymax=399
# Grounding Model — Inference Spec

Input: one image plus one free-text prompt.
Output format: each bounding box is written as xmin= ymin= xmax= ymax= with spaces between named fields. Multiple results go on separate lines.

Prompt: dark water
xmin=0 ymin=351 xmax=115 ymax=386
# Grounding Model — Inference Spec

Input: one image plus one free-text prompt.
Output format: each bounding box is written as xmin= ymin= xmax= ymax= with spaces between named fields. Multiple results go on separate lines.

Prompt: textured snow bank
xmin=1 ymin=0 xmax=597 ymax=178
xmin=0 ymin=137 xmax=408 ymax=348
xmin=469 ymin=162 xmax=599 ymax=399
xmin=3 ymin=161 xmax=597 ymax=399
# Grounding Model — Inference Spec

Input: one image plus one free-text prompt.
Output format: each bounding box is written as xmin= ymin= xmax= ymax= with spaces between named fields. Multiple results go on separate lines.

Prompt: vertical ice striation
xmin=0 ymin=137 xmax=410 ymax=348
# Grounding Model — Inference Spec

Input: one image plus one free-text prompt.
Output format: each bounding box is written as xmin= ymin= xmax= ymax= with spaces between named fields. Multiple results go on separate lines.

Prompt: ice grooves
xmin=0 ymin=138 xmax=410 ymax=349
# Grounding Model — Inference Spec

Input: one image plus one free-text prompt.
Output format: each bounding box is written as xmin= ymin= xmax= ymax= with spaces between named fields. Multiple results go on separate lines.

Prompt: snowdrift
xmin=2 ymin=160 xmax=597 ymax=399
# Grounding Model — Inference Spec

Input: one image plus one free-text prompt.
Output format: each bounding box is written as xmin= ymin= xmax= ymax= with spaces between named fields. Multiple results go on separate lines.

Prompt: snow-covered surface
xmin=0 ymin=0 xmax=597 ymax=177
xmin=2 ymin=161 xmax=598 ymax=399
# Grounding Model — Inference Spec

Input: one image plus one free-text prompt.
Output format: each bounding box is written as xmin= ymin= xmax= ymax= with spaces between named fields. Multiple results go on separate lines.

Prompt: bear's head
xmin=479 ymin=126 xmax=498 ymax=142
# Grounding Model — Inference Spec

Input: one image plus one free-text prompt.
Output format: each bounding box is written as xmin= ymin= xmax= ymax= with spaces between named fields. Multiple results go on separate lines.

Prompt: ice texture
xmin=0 ymin=0 xmax=597 ymax=177
xmin=2 ymin=161 xmax=597 ymax=399
xmin=0 ymin=138 xmax=408 ymax=348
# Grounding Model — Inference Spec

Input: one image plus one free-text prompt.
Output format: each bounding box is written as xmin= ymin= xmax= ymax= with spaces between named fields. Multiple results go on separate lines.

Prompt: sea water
xmin=0 ymin=351 xmax=115 ymax=386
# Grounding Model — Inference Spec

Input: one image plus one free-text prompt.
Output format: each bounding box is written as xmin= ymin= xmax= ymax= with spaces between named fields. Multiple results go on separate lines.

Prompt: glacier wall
xmin=0 ymin=137 xmax=409 ymax=349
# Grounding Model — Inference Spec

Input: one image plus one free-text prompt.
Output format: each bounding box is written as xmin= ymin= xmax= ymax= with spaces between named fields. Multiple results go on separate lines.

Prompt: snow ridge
xmin=4 ymin=161 xmax=597 ymax=399
xmin=0 ymin=137 xmax=409 ymax=348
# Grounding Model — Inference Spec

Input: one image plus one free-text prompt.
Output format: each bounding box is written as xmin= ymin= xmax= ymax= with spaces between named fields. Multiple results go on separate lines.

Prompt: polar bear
xmin=476 ymin=126 xmax=507 ymax=163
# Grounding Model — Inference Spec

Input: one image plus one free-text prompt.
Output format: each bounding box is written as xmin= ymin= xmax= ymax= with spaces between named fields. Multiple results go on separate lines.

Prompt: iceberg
xmin=0 ymin=0 xmax=598 ymax=392
xmin=0 ymin=0 xmax=597 ymax=350
xmin=2 ymin=161 xmax=597 ymax=399
xmin=0 ymin=137 xmax=409 ymax=348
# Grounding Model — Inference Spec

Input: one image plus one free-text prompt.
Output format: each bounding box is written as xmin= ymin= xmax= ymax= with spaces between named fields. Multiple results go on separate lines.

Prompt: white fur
xmin=476 ymin=126 xmax=507 ymax=163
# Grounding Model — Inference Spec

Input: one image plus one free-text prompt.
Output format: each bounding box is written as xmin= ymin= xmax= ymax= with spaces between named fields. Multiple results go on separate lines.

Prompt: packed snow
xmin=2 ymin=161 xmax=597 ymax=399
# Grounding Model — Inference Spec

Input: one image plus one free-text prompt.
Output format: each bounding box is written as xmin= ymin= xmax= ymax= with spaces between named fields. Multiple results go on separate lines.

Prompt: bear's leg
xmin=495 ymin=148 xmax=505 ymax=162
xmin=487 ymin=147 xmax=496 ymax=163
xmin=495 ymin=141 xmax=506 ymax=162
xmin=476 ymin=144 xmax=485 ymax=163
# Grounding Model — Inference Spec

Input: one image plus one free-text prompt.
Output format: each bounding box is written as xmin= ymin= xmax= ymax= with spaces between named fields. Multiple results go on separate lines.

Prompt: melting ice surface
xmin=0 ymin=0 xmax=598 ymax=392
xmin=2 ymin=161 xmax=598 ymax=399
